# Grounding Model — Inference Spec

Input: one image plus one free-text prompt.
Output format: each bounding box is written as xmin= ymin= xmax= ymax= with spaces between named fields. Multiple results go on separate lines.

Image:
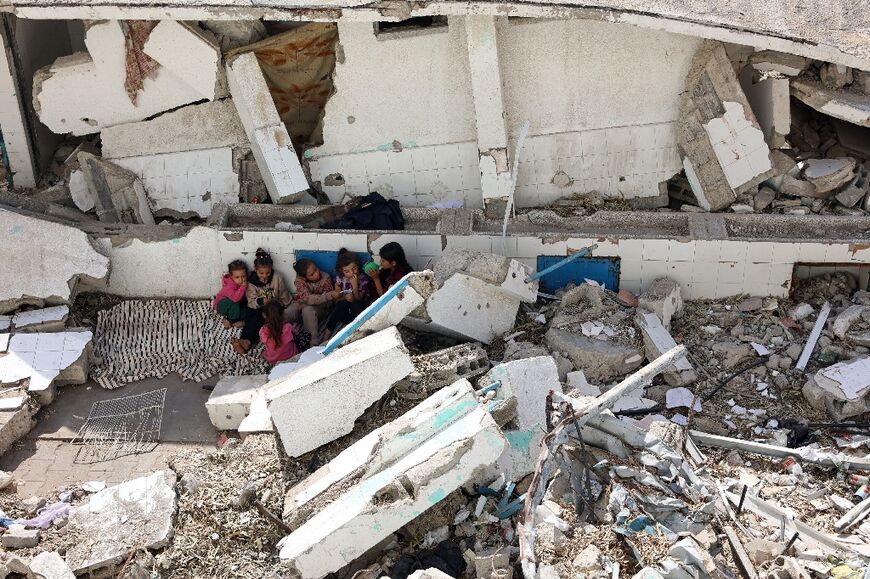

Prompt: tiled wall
xmin=514 ymin=123 xmax=681 ymax=206
xmin=307 ymin=142 xmax=483 ymax=208
xmin=113 ymin=148 xmax=240 ymax=218
xmin=0 ymin=36 xmax=36 ymax=188
xmin=93 ymin=226 xmax=870 ymax=300
xmin=703 ymin=102 xmax=772 ymax=189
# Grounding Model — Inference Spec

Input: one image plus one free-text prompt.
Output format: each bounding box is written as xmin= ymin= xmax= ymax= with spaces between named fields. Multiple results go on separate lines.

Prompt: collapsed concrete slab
xmin=101 ymin=99 xmax=248 ymax=160
xmin=636 ymin=311 xmax=697 ymax=387
xmin=803 ymin=356 xmax=870 ymax=420
xmin=278 ymin=380 xmax=506 ymax=578
xmin=65 ymin=470 xmax=177 ymax=574
xmin=11 ymin=305 xmax=69 ymax=332
xmin=638 ymin=278 xmax=684 ymax=330
xmin=0 ymin=209 xmax=109 ymax=314
xmin=77 ymin=153 xmax=154 ymax=224
xmin=433 ymin=250 xmax=538 ymax=303
xmin=396 ymin=342 xmax=489 ymax=400
xmin=678 ymin=41 xmax=775 ymax=211
xmin=546 ymin=284 xmax=643 ymax=383
xmin=206 ymin=374 xmax=268 ymax=430
xmin=266 ymin=327 xmax=413 ymax=457
xmin=350 ymin=271 xmax=435 ymax=341
xmin=0 ymin=400 xmax=37 ymax=457
xmin=33 ymin=20 xmax=218 ymax=135
xmin=226 ymin=52 xmax=309 ymax=204
xmin=792 ymin=79 xmax=870 ymax=128
xmin=802 ymin=157 xmax=856 ymax=196
xmin=748 ymin=51 xmax=807 ymax=76
xmin=0 ymin=331 xmax=93 ymax=404
xmin=29 ymin=551 xmax=75 ymax=579
xmin=740 ymin=68 xmax=791 ymax=149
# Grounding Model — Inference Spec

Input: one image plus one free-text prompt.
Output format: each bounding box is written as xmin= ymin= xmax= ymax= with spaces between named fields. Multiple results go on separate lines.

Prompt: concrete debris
xmin=29 ymin=551 xmax=76 ymax=579
xmin=101 ymin=99 xmax=248 ymax=159
xmin=748 ymin=50 xmax=807 ymax=76
xmin=202 ymin=20 xmax=268 ymax=52
xmin=0 ymin=330 xmax=91 ymax=405
xmin=636 ymin=311 xmax=697 ymax=386
xmin=34 ymin=20 xmax=218 ymax=135
xmin=804 ymin=357 xmax=870 ymax=420
xmin=0 ymin=209 xmax=108 ymax=314
xmin=679 ymin=41 xmax=774 ymax=211
xmin=226 ymin=52 xmax=309 ymax=204
xmin=237 ymin=389 xmax=273 ymax=437
xmin=546 ymin=283 xmax=643 ymax=382
xmin=638 ymin=278 xmax=683 ymax=330
xmin=819 ymin=63 xmax=854 ymax=90
xmin=11 ymin=305 xmax=69 ymax=332
xmin=432 ymin=250 xmax=538 ymax=303
xmin=65 ymin=470 xmax=178 ymax=573
xmin=1 ymin=525 xmax=40 ymax=548
xmin=68 ymin=169 xmax=93 ymax=212
xmin=266 ymin=326 xmax=413 ymax=457
xmin=77 ymin=152 xmax=155 ymax=224
xmin=277 ymin=379 xmax=506 ymax=578
xmin=791 ymin=78 xmax=870 ymax=128
xmin=205 ymin=374 xmax=269 ymax=430
xmin=351 ymin=271 xmax=435 ymax=340
xmin=395 ymin=341 xmax=489 ymax=400
xmin=143 ymin=20 xmax=221 ymax=101
xmin=802 ymin=157 xmax=856 ymax=195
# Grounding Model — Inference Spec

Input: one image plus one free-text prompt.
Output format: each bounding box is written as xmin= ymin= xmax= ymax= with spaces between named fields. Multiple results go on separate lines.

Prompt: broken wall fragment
xmin=678 ymin=41 xmax=775 ymax=211
xmin=77 ymin=152 xmax=155 ymax=224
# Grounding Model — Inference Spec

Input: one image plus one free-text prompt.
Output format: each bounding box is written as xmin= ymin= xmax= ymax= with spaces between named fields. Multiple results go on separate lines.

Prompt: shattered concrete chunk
xmin=237 ymin=389 xmax=273 ymax=437
xmin=678 ymin=41 xmax=774 ymax=211
xmin=12 ymin=305 xmax=69 ymax=332
xmin=779 ymin=174 xmax=817 ymax=198
xmin=639 ymin=278 xmax=683 ymax=330
xmin=433 ymin=250 xmax=538 ymax=302
xmin=819 ymin=63 xmax=853 ymax=90
xmin=65 ymin=470 xmax=178 ymax=574
xmin=29 ymin=551 xmax=75 ymax=579
xmin=226 ymin=52 xmax=309 ymax=204
xmin=423 ymin=274 xmax=522 ymax=344
xmin=266 ymin=327 xmax=413 ymax=457
xmin=77 ymin=153 xmax=154 ymax=224
xmin=143 ymin=20 xmax=220 ymax=101
xmin=101 ymin=99 xmax=249 ymax=159
xmin=803 ymin=356 xmax=870 ymax=420
xmin=205 ymin=374 xmax=268 ymax=430
xmin=351 ymin=271 xmax=435 ymax=340
xmin=0 ymin=526 xmax=39 ymax=548
xmin=277 ymin=380 xmax=506 ymax=578
xmin=636 ymin=311 xmax=697 ymax=387
xmin=792 ymin=79 xmax=870 ymax=128
xmin=802 ymin=157 xmax=856 ymax=195
xmin=34 ymin=20 xmax=215 ymax=135
xmin=0 ymin=209 xmax=109 ymax=314
xmin=68 ymin=169 xmax=94 ymax=213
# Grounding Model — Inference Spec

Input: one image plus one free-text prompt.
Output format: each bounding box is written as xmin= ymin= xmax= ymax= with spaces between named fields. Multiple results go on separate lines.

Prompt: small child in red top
xmin=213 ymin=260 xmax=248 ymax=329
xmin=259 ymin=301 xmax=298 ymax=365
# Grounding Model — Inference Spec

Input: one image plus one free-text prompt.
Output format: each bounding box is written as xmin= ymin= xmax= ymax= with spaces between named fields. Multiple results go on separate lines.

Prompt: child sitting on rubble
xmin=259 ymin=301 xmax=298 ymax=364
xmin=287 ymin=258 xmax=341 ymax=346
xmin=232 ymin=248 xmax=291 ymax=355
xmin=213 ymin=260 xmax=248 ymax=329
xmin=322 ymin=249 xmax=373 ymax=342
xmin=368 ymin=241 xmax=413 ymax=297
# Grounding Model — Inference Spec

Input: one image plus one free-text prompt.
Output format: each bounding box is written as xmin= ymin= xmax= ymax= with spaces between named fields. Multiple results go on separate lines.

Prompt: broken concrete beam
xmin=803 ymin=356 xmax=870 ymax=420
xmin=29 ymin=551 xmax=75 ymax=579
xmin=350 ymin=271 xmax=435 ymax=341
xmin=802 ymin=157 xmax=856 ymax=195
xmin=792 ymin=79 xmax=870 ymax=128
xmin=0 ymin=209 xmax=109 ymax=314
xmin=33 ymin=21 xmax=217 ymax=135
xmin=226 ymin=52 xmax=309 ymax=204
xmin=748 ymin=50 xmax=807 ymax=76
xmin=143 ymin=20 xmax=220 ymax=101
xmin=205 ymin=374 xmax=268 ymax=430
xmin=636 ymin=311 xmax=697 ymax=387
xmin=638 ymin=278 xmax=683 ymax=330
xmin=678 ymin=41 xmax=774 ymax=211
xmin=77 ymin=153 xmax=154 ymax=224
xmin=12 ymin=305 xmax=69 ymax=332
xmin=433 ymin=250 xmax=538 ymax=303
xmin=101 ymin=99 xmax=248 ymax=159
xmin=423 ymin=273 xmax=522 ymax=344
xmin=282 ymin=379 xmax=481 ymax=528
xmin=65 ymin=470 xmax=177 ymax=574
xmin=278 ymin=384 xmax=506 ymax=578
xmin=266 ymin=327 xmax=413 ymax=457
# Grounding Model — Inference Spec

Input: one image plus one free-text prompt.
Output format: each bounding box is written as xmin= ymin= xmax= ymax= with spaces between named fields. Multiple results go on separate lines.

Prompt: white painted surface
xmin=703 ymin=101 xmax=773 ymax=190
xmin=114 ymin=148 xmax=240 ymax=218
xmin=0 ymin=330 xmax=91 ymax=394
xmin=227 ymin=53 xmax=309 ymax=202
xmin=266 ymin=327 xmax=413 ymax=457
xmin=29 ymin=551 xmax=76 ymax=579
xmin=205 ymin=374 xmax=268 ymax=430
xmin=0 ymin=209 xmax=109 ymax=313
xmin=742 ymin=75 xmax=790 ymax=145
xmin=143 ymin=20 xmax=219 ymax=100
xmin=425 ymin=273 xmax=521 ymax=343
xmin=69 ymin=169 xmax=94 ymax=211
xmin=11 ymin=305 xmax=69 ymax=329
xmin=35 ymin=20 xmax=211 ymax=135
xmin=0 ymin=31 xmax=36 ymax=187
xmin=465 ymin=16 xmax=509 ymax=151
xmin=815 ymin=357 xmax=870 ymax=401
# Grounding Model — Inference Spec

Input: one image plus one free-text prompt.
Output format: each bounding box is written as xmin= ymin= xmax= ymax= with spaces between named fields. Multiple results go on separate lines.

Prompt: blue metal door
xmin=535 ymin=255 xmax=621 ymax=293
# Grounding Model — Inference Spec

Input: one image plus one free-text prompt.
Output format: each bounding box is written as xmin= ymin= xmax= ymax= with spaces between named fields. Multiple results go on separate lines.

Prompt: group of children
xmin=211 ymin=243 xmax=412 ymax=366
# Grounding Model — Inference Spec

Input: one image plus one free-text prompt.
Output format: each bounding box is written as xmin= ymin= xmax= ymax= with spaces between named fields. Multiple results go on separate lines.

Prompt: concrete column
xmin=465 ymin=15 xmax=512 ymax=217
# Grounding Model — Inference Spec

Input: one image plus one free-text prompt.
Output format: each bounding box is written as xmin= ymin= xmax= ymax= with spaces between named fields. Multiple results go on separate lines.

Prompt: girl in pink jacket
xmin=259 ymin=301 xmax=298 ymax=365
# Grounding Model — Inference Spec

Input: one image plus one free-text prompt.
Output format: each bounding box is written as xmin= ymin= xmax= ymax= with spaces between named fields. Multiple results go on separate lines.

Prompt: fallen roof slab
xmin=792 ymin=79 xmax=870 ymax=128
xmin=0 ymin=209 xmax=109 ymax=314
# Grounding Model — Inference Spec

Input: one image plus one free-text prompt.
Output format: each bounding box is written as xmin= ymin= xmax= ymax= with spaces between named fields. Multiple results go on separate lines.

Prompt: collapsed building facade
xmin=0 ymin=0 xmax=869 ymax=578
